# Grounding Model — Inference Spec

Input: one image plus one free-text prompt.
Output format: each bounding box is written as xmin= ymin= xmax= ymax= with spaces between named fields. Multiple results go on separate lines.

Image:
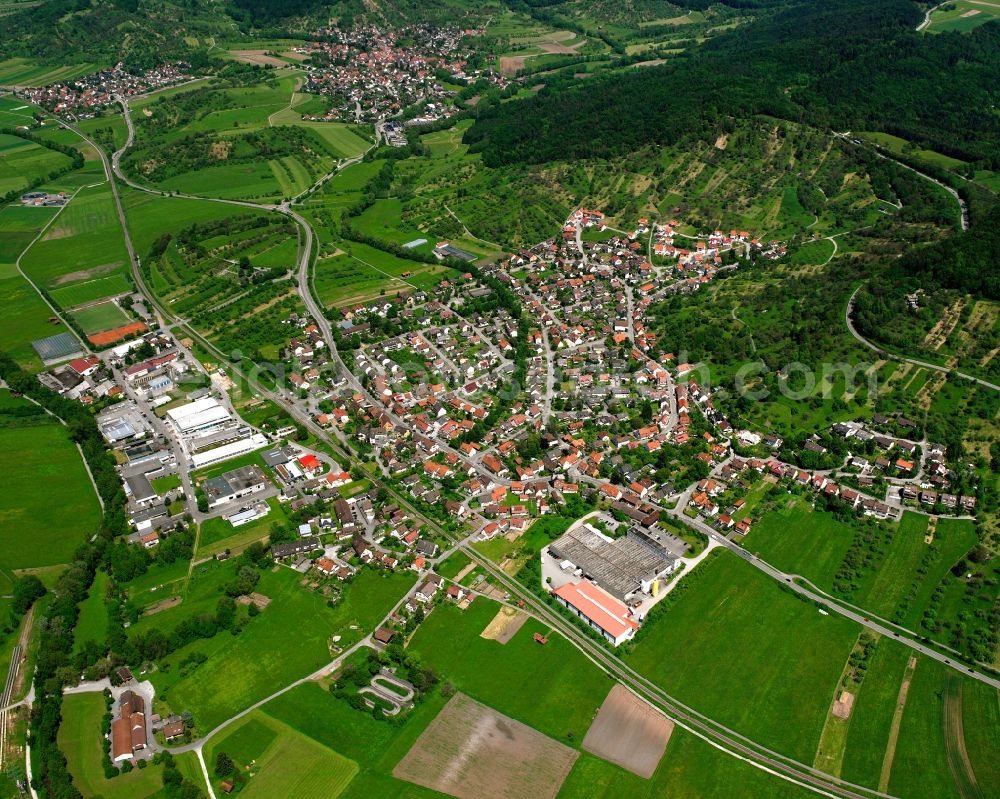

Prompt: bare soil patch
xmin=210 ymin=140 xmax=231 ymax=161
xmin=961 ymin=9 xmax=981 ymax=17
xmin=832 ymin=690 xmax=855 ymax=720
xmin=230 ymin=49 xmax=288 ymax=67
xmin=282 ymin=51 xmax=310 ymax=61
xmin=499 ymin=56 xmax=526 ymax=76
xmin=582 ymin=684 xmax=674 ymax=778
xmin=394 ymin=692 xmax=577 ymax=799
xmin=480 ymin=607 xmax=528 ymax=644
xmin=715 ymin=134 xmax=729 ymax=150
xmin=538 ymin=39 xmax=583 ymax=55
xmin=237 ymin=592 xmax=272 ymax=610
xmin=143 ymin=596 xmax=182 ymax=616
xmin=52 ymin=262 xmax=122 ymax=285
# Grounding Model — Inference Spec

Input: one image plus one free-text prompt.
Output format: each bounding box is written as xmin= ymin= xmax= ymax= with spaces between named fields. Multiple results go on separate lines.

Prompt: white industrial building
xmin=166 ymin=397 xmax=234 ymax=436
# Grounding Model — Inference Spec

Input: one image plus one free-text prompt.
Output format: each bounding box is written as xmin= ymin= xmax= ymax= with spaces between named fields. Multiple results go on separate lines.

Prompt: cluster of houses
xmin=294 ymin=24 xmax=498 ymax=123
xmin=20 ymin=191 xmax=67 ymax=207
xmin=20 ymin=62 xmax=190 ymax=115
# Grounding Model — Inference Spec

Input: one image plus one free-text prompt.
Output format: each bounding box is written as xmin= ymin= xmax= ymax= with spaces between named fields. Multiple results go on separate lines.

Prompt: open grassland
xmin=852 ymin=513 xmax=976 ymax=625
xmin=558 ymin=732 xmax=817 ymax=799
xmin=50 ymin=273 xmax=133 ymax=308
xmin=0 ymin=204 xmax=68 ymax=368
xmin=353 ymin=198 xmax=436 ymax=255
xmin=314 ymin=243 xmax=448 ymax=308
xmin=0 ymin=94 xmax=37 ymax=127
xmin=408 ymin=598 xmax=611 ymax=743
xmin=744 ymin=499 xmax=856 ymax=589
xmin=58 ymin=692 xmax=167 ymax=799
xmin=859 ymin=130 xmax=970 ymax=171
xmin=150 ymin=568 xmax=412 ymax=731
xmin=926 ymin=0 xmax=1000 ymax=33
xmin=72 ymin=569 xmax=108 ymax=655
xmin=0 ymin=59 xmax=102 ymax=87
xmin=960 ymin=681 xmax=1000 ymax=798
xmin=262 ymin=681 xmax=449 ymax=799
xmin=839 ymin=642 xmax=912 ymax=787
xmin=196 ymin=496 xmax=289 ymax=557
xmin=0 ymin=132 xmax=73 ymax=196
xmin=207 ymin=712 xmax=357 ymax=799
xmin=625 ymin=551 xmax=858 ymax=763
xmin=0 ymin=422 xmax=101 ymax=572
xmin=887 ymin=659 xmax=962 ymax=799
xmin=19 ymin=181 xmax=129 ymax=299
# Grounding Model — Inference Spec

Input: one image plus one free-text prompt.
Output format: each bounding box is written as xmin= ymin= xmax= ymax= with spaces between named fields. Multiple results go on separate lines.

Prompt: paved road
xmin=835 ymin=133 xmax=968 ymax=231
xmin=665 ymin=506 xmax=1000 ymax=690
xmin=846 ymin=287 xmax=1000 ymax=393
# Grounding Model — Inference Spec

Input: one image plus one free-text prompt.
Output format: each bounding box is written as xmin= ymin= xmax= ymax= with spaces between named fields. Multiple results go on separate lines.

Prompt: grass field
xmin=408 ymin=598 xmax=619 ymax=743
xmin=887 ymin=658 xmax=958 ymax=799
xmin=71 ymin=299 xmax=130 ymax=333
xmin=72 ymin=569 xmax=108 ymax=655
xmin=925 ymin=0 xmax=1000 ymax=33
xmin=625 ymin=551 xmax=859 ymax=763
xmin=314 ymin=243 xmax=449 ymax=308
xmin=839 ymin=641 xmax=912 ymax=787
xmin=558 ymin=732 xmax=817 ymax=799
xmin=196 ymin=496 xmax=289 ymax=557
xmin=151 ymin=568 xmax=412 ymax=731
xmin=19 ymin=181 xmax=130 ymax=300
xmin=207 ymin=712 xmax=357 ymax=798
xmin=0 ymin=204 xmax=69 ymax=368
xmin=58 ymin=692 xmax=167 ymax=799
xmin=852 ymin=513 xmax=976 ymax=625
xmin=0 ymin=423 xmax=101 ymax=572
xmin=744 ymin=499 xmax=856 ymax=589
xmin=0 ymin=132 xmax=73 ymax=196
xmin=859 ymin=130 xmax=969 ymax=171
xmin=0 ymin=58 xmax=102 ymax=87
xmin=50 ymin=273 xmax=133 ymax=308
xmin=960 ymin=681 xmax=1000 ymax=798
xmin=261 ymin=680 xmax=450 ymax=799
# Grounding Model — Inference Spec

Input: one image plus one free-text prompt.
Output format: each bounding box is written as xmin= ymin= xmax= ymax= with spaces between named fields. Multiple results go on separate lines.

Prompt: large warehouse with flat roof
xmin=166 ymin=397 xmax=233 ymax=436
xmin=547 ymin=523 xmax=680 ymax=602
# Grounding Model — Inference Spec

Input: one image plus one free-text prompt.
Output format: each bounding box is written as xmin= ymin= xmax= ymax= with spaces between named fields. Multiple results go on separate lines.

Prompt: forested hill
xmin=464 ymin=0 xmax=1000 ymax=171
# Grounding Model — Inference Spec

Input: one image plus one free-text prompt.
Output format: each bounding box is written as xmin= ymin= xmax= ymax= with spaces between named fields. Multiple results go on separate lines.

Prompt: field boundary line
xmin=878 ymin=657 xmax=917 ymax=791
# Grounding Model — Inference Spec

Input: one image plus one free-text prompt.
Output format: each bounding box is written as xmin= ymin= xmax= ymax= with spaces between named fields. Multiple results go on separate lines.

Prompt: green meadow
xmin=625 ymin=551 xmax=859 ymax=764
xmin=19 ymin=181 xmax=129 ymax=301
xmin=0 ymin=422 xmax=101 ymax=572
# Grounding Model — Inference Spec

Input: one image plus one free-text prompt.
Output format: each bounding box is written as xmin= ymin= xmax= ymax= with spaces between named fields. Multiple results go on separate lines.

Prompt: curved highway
xmin=846 ymin=286 xmax=1000 ymax=393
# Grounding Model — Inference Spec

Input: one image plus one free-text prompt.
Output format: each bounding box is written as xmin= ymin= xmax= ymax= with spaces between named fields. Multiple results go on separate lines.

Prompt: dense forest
xmin=466 ymin=0 xmax=1000 ymax=170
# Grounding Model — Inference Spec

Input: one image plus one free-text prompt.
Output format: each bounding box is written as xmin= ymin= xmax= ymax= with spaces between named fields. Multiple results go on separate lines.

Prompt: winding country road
xmin=846 ymin=286 xmax=1000 ymax=393
xmin=835 ymin=133 xmax=968 ymax=231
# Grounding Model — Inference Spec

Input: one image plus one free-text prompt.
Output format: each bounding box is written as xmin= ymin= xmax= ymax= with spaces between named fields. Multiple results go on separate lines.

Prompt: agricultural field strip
xmin=12 ymin=182 xmax=96 ymax=352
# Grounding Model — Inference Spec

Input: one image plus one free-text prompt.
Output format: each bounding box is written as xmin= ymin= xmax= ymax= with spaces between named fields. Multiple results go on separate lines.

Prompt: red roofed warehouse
xmin=552 ymin=581 xmax=639 ymax=646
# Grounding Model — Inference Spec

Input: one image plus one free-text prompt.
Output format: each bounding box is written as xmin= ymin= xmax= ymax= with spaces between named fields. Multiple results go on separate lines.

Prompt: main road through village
xmin=18 ymin=92 xmax=993 ymax=799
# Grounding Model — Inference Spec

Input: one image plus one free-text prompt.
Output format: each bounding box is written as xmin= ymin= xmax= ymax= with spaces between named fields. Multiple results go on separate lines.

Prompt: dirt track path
xmin=878 ymin=656 xmax=917 ymax=791
xmin=943 ymin=675 xmax=983 ymax=799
